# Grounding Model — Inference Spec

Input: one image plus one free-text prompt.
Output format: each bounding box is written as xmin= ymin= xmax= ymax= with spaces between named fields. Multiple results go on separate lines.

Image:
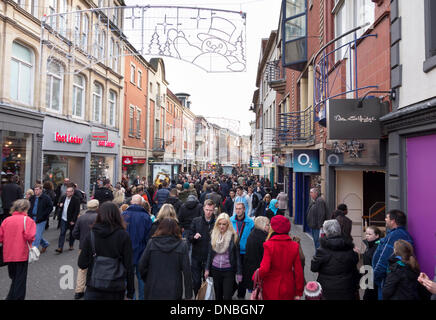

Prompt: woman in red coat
xmin=255 ymin=215 xmax=304 ymax=300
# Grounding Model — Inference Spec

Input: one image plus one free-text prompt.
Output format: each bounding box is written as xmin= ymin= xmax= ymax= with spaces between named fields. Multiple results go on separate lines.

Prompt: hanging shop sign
xmin=293 ymin=150 xmax=320 ymax=173
xmin=249 ymin=158 xmax=262 ymax=169
xmin=54 ymin=132 xmax=84 ymax=144
xmin=327 ymin=98 xmax=389 ymax=140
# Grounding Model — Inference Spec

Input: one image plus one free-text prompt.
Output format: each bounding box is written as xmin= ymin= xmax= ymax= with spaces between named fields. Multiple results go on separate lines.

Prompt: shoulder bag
xmin=250 ymin=268 xmax=263 ymax=300
xmin=89 ymin=230 xmax=126 ymax=292
xmin=24 ymin=216 xmax=40 ymax=263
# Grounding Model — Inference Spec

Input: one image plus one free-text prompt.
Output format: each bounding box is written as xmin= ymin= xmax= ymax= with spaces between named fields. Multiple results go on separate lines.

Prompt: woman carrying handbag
xmin=0 ymin=199 xmax=36 ymax=300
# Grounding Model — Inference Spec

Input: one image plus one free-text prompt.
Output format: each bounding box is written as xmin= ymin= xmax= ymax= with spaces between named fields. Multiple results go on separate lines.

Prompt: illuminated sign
xmin=97 ymin=140 xmax=115 ymax=148
xmin=54 ymin=132 xmax=84 ymax=144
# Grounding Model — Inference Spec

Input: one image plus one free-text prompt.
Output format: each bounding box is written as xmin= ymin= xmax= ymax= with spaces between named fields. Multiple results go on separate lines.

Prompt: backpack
xmin=89 ymin=231 xmax=126 ymax=292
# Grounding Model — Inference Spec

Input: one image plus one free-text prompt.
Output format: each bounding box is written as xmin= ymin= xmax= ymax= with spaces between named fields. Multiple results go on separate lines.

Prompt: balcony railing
xmin=277 ymin=106 xmax=314 ymax=145
xmin=265 ymin=60 xmax=286 ymax=94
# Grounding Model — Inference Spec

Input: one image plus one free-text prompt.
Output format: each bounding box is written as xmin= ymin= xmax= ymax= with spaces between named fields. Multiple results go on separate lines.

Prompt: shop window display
xmin=90 ymin=155 xmax=114 ymax=189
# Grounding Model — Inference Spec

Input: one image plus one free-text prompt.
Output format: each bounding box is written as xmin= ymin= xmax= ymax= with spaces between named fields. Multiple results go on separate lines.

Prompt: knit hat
xmin=87 ymin=199 xmax=99 ymax=210
xmin=270 ymin=215 xmax=290 ymax=234
xmin=183 ymin=182 xmax=190 ymax=189
xmin=304 ymin=281 xmax=322 ymax=300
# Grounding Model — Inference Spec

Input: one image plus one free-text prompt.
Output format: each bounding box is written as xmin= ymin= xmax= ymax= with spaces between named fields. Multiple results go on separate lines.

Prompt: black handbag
xmin=0 ymin=244 xmax=7 ymax=267
xmin=89 ymin=231 xmax=126 ymax=292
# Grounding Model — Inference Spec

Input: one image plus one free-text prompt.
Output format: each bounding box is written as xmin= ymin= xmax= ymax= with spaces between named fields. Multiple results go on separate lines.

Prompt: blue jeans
xmin=32 ymin=220 xmax=49 ymax=249
xmin=311 ymin=228 xmax=320 ymax=250
xmin=133 ymin=264 xmax=144 ymax=300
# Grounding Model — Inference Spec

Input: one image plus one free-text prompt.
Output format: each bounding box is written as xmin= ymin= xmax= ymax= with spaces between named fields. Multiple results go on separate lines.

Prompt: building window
xmin=98 ymin=0 xmax=104 ymax=7
xmin=11 ymin=41 xmax=34 ymax=105
xmin=59 ymin=0 xmax=67 ymax=37
xmin=130 ymin=64 xmax=136 ymax=84
xmin=74 ymin=8 xmax=81 ymax=46
xmin=31 ymin=0 xmax=39 ymax=17
xmin=424 ymin=0 xmax=436 ymax=72
xmin=93 ymin=24 xmax=100 ymax=58
xmin=99 ymin=30 xmax=106 ymax=60
xmin=137 ymin=70 xmax=142 ymax=88
xmin=136 ymin=109 xmax=141 ymax=138
xmin=108 ymin=90 xmax=116 ymax=127
xmin=72 ymin=74 xmax=85 ymax=118
xmin=114 ymin=43 xmax=120 ymax=72
xmin=149 ymin=82 xmax=153 ymax=94
xmin=355 ymin=0 xmax=374 ymax=37
xmin=46 ymin=60 xmax=63 ymax=112
xmin=333 ymin=0 xmax=346 ymax=62
xmin=82 ymin=14 xmax=89 ymax=52
xmin=129 ymin=106 xmax=134 ymax=135
xmin=92 ymin=82 xmax=103 ymax=122
xmin=112 ymin=7 xmax=118 ymax=26
xmin=48 ymin=0 xmax=57 ymax=29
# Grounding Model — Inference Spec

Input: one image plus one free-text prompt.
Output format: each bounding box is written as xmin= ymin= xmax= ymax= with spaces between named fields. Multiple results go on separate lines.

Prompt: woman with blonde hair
xmin=204 ymin=213 xmax=242 ymax=300
xmin=24 ymin=189 xmax=34 ymax=200
xmin=148 ymin=203 xmax=178 ymax=239
xmin=113 ymin=184 xmax=125 ymax=207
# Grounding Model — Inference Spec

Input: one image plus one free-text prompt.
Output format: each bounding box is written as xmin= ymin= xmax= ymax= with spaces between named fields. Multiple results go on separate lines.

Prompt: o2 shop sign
xmin=54 ymin=132 xmax=84 ymax=144
xmin=293 ymin=150 xmax=320 ymax=173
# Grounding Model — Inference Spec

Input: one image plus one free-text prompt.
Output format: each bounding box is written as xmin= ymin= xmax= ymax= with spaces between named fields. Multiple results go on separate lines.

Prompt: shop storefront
xmin=42 ymin=116 xmax=90 ymax=193
xmin=122 ymin=156 xmax=147 ymax=185
xmin=0 ymin=104 xmax=43 ymax=193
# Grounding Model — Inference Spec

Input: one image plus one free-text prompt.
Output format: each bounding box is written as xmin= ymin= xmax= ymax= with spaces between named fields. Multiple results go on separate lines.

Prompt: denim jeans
xmin=311 ymin=228 xmax=320 ymax=250
xmin=58 ymin=219 xmax=75 ymax=249
xmin=133 ymin=264 xmax=144 ymax=300
xmin=32 ymin=220 xmax=49 ymax=249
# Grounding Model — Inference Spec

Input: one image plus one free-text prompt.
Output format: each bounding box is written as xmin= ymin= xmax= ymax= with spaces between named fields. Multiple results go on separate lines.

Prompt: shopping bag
xmin=250 ymin=269 xmax=263 ymax=300
xmin=24 ymin=216 xmax=40 ymax=263
xmin=204 ymin=277 xmax=215 ymax=300
xmin=196 ymin=280 xmax=208 ymax=300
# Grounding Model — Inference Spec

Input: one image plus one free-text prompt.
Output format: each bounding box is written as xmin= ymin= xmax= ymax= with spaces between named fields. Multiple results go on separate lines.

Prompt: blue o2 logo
xmin=297 ymin=153 xmax=312 ymax=168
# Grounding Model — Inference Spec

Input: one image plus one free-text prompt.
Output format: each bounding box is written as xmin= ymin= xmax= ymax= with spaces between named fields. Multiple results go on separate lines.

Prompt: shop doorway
xmin=363 ymin=171 xmax=386 ymax=229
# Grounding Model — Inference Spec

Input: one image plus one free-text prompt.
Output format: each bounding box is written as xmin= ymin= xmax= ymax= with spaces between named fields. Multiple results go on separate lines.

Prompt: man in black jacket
xmin=178 ymin=195 xmax=203 ymax=237
xmin=306 ymin=188 xmax=329 ymax=250
xmin=28 ymin=184 xmax=53 ymax=253
xmin=188 ymin=199 xmax=216 ymax=297
xmin=1 ymin=175 xmax=23 ymax=223
xmin=165 ymin=188 xmax=183 ymax=215
xmin=205 ymin=185 xmax=222 ymax=215
xmin=93 ymin=179 xmax=114 ymax=204
xmin=56 ymin=186 xmax=81 ymax=253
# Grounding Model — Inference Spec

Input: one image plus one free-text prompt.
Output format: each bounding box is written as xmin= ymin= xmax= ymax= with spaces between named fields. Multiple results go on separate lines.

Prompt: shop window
xmin=92 ymin=82 xmax=103 ymax=123
xmin=46 ymin=60 xmax=63 ymax=113
xmin=90 ymin=155 xmax=114 ymax=194
xmin=108 ymin=90 xmax=116 ymax=127
xmin=72 ymin=74 xmax=85 ymax=118
xmin=11 ymin=41 xmax=34 ymax=105
xmin=424 ymin=0 xmax=436 ymax=72
xmin=82 ymin=14 xmax=89 ymax=52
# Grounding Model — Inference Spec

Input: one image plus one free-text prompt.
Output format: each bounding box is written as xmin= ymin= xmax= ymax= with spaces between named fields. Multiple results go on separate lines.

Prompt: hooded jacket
xmin=178 ymin=197 xmax=203 ymax=230
xmin=311 ymin=235 xmax=360 ymax=300
xmin=78 ymin=223 xmax=134 ymax=298
xmin=138 ymin=235 xmax=193 ymax=300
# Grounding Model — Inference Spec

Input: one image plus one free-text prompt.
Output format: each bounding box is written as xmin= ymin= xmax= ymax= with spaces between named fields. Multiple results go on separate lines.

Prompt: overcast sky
xmin=124 ymin=0 xmax=282 ymax=135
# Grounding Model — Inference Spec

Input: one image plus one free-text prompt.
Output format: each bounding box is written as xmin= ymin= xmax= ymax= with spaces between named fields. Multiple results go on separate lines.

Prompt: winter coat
xmin=334 ymin=211 xmax=353 ymax=241
xmin=224 ymin=196 xmax=235 ymax=215
xmin=257 ymin=234 xmax=304 ymax=300
xmin=230 ymin=214 xmax=254 ymax=255
xmin=188 ymin=214 xmax=216 ymax=262
xmin=199 ymin=190 xmax=211 ymax=205
xmin=0 ymin=212 xmax=36 ymax=262
xmin=122 ymin=204 xmax=152 ymax=265
xmin=220 ymin=182 xmax=230 ymax=198
xmin=362 ymin=239 xmax=379 ymax=300
xmin=1 ymin=182 xmax=23 ymax=211
xmin=178 ymin=199 xmax=203 ymax=231
xmin=138 ymin=235 xmax=193 ymax=300
xmin=234 ymin=195 xmax=249 ymax=217
xmin=93 ymin=187 xmax=114 ymax=204
xmin=155 ymin=188 xmax=170 ymax=209
xmin=78 ymin=223 xmax=135 ymax=299
xmin=255 ymin=200 xmax=270 ymax=218
xmin=178 ymin=189 xmax=189 ymax=203
xmin=43 ymin=189 xmax=56 ymax=204
xmin=372 ymin=227 xmax=413 ymax=287
xmin=306 ymin=196 xmax=329 ymax=229
xmin=382 ymin=256 xmax=430 ymax=300
xmin=72 ymin=210 xmax=98 ymax=250
xmin=165 ymin=196 xmax=182 ymax=215
xmin=28 ymin=193 xmax=53 ymax=223
xmin=205 ymin=192 xmax=223 ymax=211
xmin=243 ymin=228 xmax=268 ymax=291
xmin=276 ymin=192 xmax=288 ymax=210
xmin=311 ymin=235 xmax=360 ymax=300
xmin=205 ymin=233 xmax=242 ymax=275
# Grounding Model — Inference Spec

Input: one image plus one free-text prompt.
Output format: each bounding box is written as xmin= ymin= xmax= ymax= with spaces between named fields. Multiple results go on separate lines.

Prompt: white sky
xmin=124 ymin=0 xmax=282 ymax=135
